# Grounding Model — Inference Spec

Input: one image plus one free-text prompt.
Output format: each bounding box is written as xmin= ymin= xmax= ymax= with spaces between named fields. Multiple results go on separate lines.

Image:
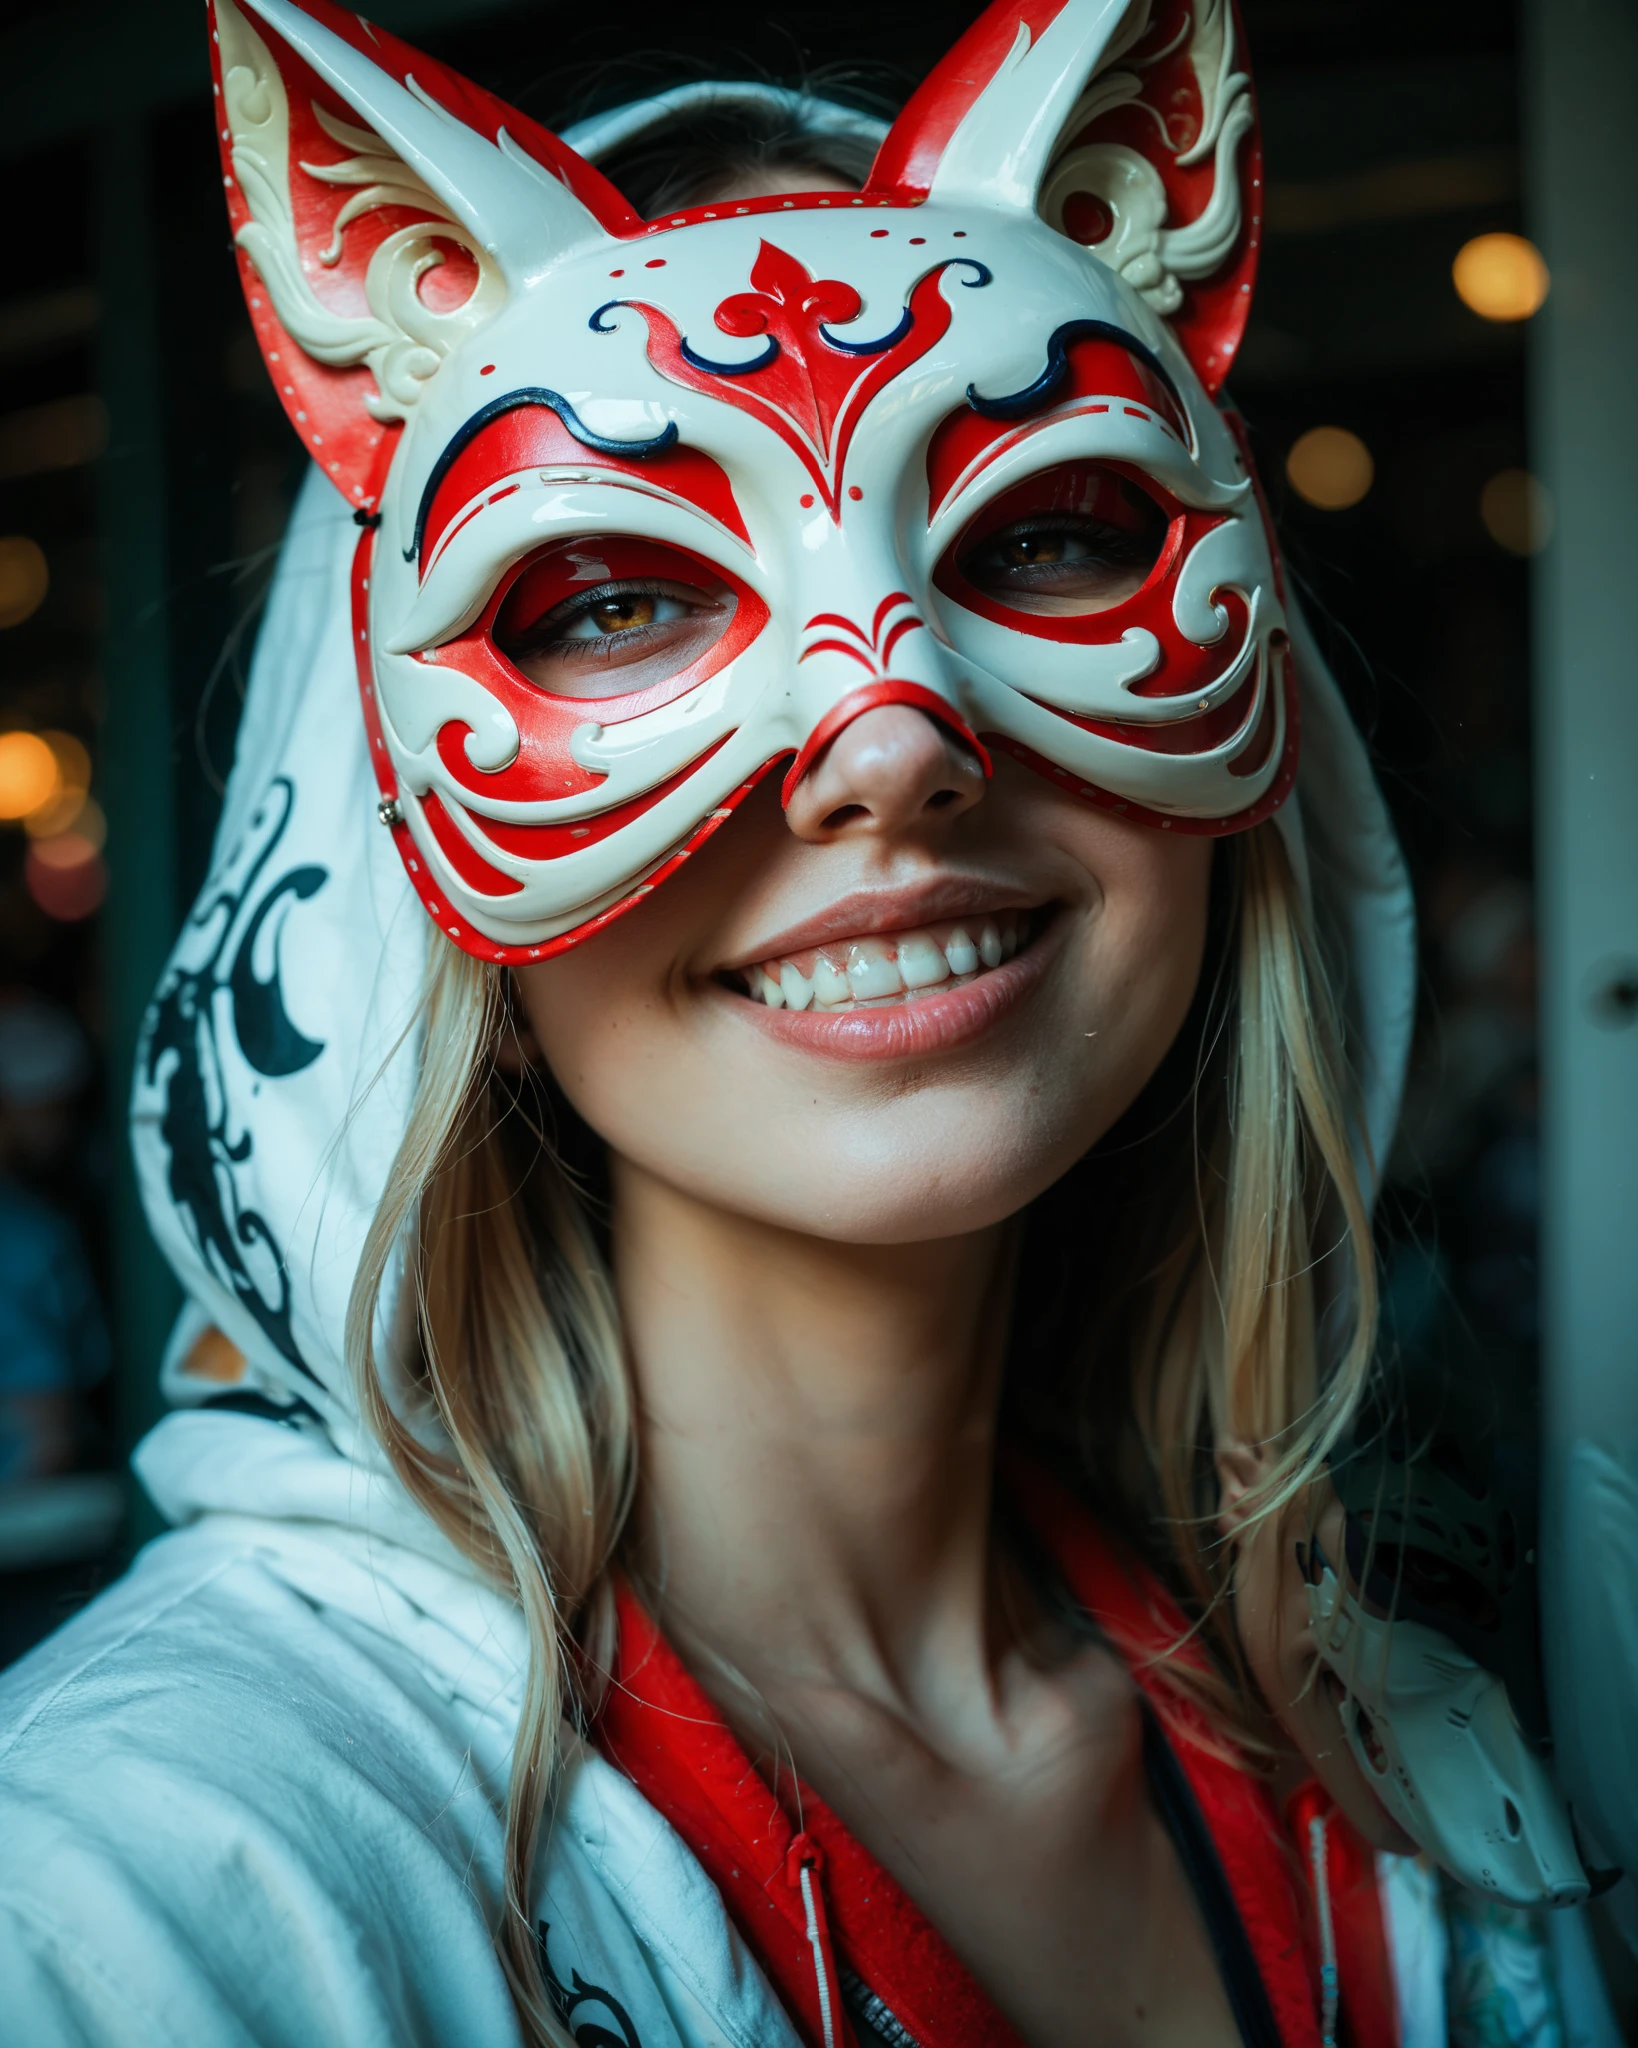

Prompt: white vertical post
xmin=1526 ymin=0 xmax=1638 ymax=1881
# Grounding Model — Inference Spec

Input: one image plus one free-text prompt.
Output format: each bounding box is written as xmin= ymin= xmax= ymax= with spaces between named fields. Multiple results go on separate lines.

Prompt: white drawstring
xmin=797 ymin=1860 xmax=838 ymax=2048
xmin=1308 ymin=1812 xmax=1339 ymax=2048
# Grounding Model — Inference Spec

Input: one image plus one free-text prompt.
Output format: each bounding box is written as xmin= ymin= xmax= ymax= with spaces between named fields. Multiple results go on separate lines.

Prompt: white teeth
xmin=738 ymin=913 xmax=1035 ymax=1009
xmin=897 ymin=933 xmax=951 ymax=990
xmin=778 ymin=961 xmax=814 ymax=1011
xmin=812 ymin=952 xmax=851 ymax=1005
xmin=845 ymin=942 xmax=904 ymax=1001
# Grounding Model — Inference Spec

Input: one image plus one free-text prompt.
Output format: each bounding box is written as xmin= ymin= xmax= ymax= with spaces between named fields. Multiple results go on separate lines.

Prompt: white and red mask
xmin=213 ymin=0 xmax=1287 ymax=962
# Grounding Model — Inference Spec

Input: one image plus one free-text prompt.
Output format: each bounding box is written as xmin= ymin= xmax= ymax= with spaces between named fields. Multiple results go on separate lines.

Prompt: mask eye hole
xmin=947 ymin=462 xmax=1171 ymax=619
xmin=492 ymin=537 xmax=738 ymax=702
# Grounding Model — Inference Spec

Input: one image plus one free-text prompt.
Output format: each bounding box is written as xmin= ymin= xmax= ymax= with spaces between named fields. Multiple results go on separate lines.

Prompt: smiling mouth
xmin=723 ymin=908 xmax=1051 ymax=1012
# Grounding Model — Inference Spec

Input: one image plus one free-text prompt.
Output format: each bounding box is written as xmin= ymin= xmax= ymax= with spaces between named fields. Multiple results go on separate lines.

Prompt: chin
xmin=678 ymin=1094 xmax=1092 ymax=1245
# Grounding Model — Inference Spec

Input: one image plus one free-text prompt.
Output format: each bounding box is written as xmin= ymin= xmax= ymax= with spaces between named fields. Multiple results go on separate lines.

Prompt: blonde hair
xmin=346 ymin=817 xmax=1376 ymax=2047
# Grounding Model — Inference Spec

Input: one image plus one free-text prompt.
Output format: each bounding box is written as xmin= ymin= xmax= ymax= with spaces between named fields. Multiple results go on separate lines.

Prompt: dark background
xmin=0 ymin=0 xmax=1552 ymax=1879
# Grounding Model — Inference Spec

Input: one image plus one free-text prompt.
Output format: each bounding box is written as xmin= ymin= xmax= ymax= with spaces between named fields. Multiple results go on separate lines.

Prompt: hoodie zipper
xmin=1307 ymin=1812 xmax=1340 ymax=2048
xmin=787 ymin=1832 xmax=847 ymax=2048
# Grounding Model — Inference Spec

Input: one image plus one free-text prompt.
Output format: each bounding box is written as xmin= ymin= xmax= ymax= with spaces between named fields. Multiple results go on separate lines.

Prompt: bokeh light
xmin=0 ymin=731 xmax=61 ymax=820
xmin=22 ymin=734 xmax=91 ymax=837
xmin=1452 ymin=233 xmax=1549 ymax=322
xmin=0 ymin=393 xmax=110 ymax=483
xmin=31 ymin=829 xmax=100 ymax=873
xmin=18 ymin=729 xmax=105 ymax=921
xmin=26 ymin=832 xmax=107 ymax=921
xmin=30 ymin=795 xmax=105 ymax=858
xmin=24 ymin=790 xmax=106 ymax=921
xmin=0 ymin=536 xmax=48 ymax=629
xmin=23 ymin=791 xmax=84 ymax=839
xmin=1286 ymin=426 xmax=1375 ymax=510
xmin=1481 ymin=469 xmax=1555 ymax=556
xmin=44 ymin=731 xmax=90 ymax=790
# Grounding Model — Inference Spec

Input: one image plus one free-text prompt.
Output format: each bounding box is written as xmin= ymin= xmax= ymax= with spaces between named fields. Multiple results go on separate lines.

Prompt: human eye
xmin=949 ymin=464 xmax=1171 ymax=619
xmin=492 ymin=541 xmax=737 ymax=701
xmin=964 ymin=518 xmax=1152 ymax=603
xmin=513 ymin=579 xmax=717 ymax=666
xmin=550 ymin=587 xmax=692 ymax=644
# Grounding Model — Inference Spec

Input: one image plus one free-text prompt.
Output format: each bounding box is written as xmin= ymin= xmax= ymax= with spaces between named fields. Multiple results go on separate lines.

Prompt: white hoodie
xmin=0 ymin=1399 xmax=811 ymax=2048
xmin=0 ymin=398 xmax=1448 ymax=2048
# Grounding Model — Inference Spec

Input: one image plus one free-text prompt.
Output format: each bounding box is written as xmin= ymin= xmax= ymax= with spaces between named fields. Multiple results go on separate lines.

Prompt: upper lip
xmin=717 ymin=877 xmax=1048 ymax=972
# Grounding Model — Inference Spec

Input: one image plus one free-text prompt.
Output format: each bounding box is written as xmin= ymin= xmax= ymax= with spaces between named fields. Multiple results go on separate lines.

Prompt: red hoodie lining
xmin=599 ymin=1574 xmax=1022 ymax=2048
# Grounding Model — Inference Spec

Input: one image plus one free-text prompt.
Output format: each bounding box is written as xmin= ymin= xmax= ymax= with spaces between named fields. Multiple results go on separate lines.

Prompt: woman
xmin=0 ymin=2 xmax=1431 ymax=2044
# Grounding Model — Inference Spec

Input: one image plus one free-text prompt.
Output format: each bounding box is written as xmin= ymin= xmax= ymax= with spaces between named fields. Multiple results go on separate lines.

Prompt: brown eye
xmin=585 ymin=594 xmax=658 ymax=636
xmin=962 ymin=513 xmax=1165 ymax=616
xmin=995 ymin=534 xmax=1075 ymax=568
xmin=944 ymin=463 xmax=1171 ymax=620
xmin=494 ymin=575 xmax=736 ymax=701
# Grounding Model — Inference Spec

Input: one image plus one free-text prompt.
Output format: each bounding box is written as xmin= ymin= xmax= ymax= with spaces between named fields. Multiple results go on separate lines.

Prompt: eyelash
xmin=506 ymin=578 xmax=696 ymax=663
xmin=975 ymin=516 xmax=1153 ymax=567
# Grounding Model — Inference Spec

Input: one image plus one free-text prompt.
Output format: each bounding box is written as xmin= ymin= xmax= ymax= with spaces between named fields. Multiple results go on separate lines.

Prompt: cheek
xmin=510 ymin=817 xmax=766 ymax=1154
xmin=515 ymin=925 xmax=686 ymax=1136
xmin=1066 ymin=826 xmax=1213 ymax=1079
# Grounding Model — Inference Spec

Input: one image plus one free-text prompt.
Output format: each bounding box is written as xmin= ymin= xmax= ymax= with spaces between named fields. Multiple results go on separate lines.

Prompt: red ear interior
xmin=865 ymin=0 xmax=1074 ymax=203
xmin=226 ymin=0 xmax=643 ymax=231
xmin=210 ymin=3 xmax=390 ymax=505
xmin=867 ymin=0 xmax=1261 ymax=397
xmin=208 ymin=0 xmax=643 ymax=508
xmin=1047 ymin=0 xmax=1261 ymax=395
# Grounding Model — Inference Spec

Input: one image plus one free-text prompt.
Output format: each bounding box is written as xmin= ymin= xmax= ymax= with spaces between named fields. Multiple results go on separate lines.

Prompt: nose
xmin=783 ymin=703 xmax=987 ymax=843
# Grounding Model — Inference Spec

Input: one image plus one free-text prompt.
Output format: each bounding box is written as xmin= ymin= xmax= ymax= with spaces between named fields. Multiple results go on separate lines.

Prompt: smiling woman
xmin=0 ymin=4 xmax=1441 ymax=2048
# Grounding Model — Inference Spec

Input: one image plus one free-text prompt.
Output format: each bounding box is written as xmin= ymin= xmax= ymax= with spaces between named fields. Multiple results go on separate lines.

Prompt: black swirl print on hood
xmin=538 ymin=1923 xmax=644 ymax=2047
xmin=140 ymin=776 xmax=326 ymax=1383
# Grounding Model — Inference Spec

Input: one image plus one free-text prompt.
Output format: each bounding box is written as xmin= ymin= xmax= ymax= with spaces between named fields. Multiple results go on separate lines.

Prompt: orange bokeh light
xmin=1286 ymin=426 xmax=1375 ymax=511
xmin=0 ymin=731 xmax=60 ymax=820
xmin=1452 ymin=233 xmax=1549 ymax=322
xmin=0 ymin=536 xmax=48 ymax=629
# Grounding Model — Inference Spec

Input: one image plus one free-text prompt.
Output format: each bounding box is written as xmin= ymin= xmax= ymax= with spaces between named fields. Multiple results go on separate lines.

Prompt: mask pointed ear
xmin=210 ymin=0 xmax=641 ymax=507
xmin=868 ymin=0 xmax=1260 ymax=394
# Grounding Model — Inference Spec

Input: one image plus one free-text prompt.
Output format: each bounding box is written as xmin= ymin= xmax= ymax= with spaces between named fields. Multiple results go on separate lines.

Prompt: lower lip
xmin=722 ymin=914 xmax=1066 ymax=1062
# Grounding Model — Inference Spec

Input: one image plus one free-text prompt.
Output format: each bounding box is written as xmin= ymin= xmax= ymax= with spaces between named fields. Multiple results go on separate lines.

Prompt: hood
xmin=132 ymin=464 xmax=426 ymax=1441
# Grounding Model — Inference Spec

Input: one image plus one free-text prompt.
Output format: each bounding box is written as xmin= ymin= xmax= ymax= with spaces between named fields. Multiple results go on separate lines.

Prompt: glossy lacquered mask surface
xmin=215 ymin=0 xmax=1288 ymax=962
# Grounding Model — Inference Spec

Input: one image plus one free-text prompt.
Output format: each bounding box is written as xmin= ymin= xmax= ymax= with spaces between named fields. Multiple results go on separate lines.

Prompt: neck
xmin=613 ymin=1155 xmax=1015 ymax=1712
